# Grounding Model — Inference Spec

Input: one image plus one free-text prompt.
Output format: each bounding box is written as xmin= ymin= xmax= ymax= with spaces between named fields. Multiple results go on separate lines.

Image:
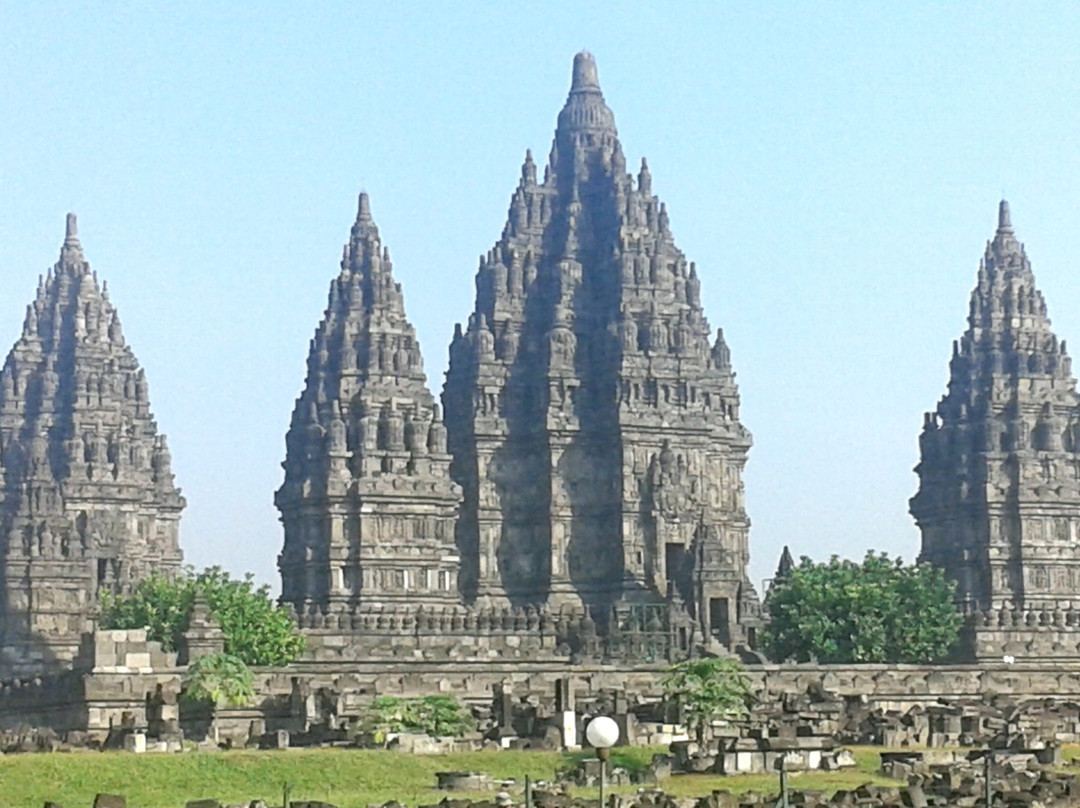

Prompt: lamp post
xmin=586 ymin=716 xmax=620 ymax=808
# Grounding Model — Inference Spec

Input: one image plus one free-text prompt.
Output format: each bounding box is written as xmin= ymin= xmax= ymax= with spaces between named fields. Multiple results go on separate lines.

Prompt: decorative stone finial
xmin=558 ymin=52 xmax=616 ymax=136
xmin=638 ymin=158 xmax=651 ymax=194
xmin=998 ymin=199 xmax=1013 ymax=233
xmin=65 ymin=213 xmax=79 ymax=244
xmin=571 ymin=51 xmax=601 ymax=92
xmin=358 ymin=192 xmax=372 ymax=221
xmin=521 ymin=149 xmax=537 ymax=185
xmin=775 ymin=546 xmax=795 ymax=581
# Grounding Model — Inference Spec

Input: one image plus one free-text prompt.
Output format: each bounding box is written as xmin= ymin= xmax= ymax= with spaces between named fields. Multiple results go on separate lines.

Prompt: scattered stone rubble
xmin=13 ymin=662 xmax=1080 ymax=766
xmin=838 ymin=696 xmax=1080 ymax=749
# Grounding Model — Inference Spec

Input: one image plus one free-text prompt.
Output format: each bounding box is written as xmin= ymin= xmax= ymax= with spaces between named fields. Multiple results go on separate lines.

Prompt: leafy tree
xmin=661 ymin=657 xmax=753 ymax=743
xmin=194 ymin=567 xmax=305 ymax=666
xmin=182 ymin=652 xmax=255 ymax=708
xmin=100 ymin=566 xmax=304 ymax=666
xmin=99 ymin=572 xmax=194 ymax=654
xmin=763 ymin=551 xmax=962 ymax=664
xmin=362 ymin=696 xmax=475 ymax=740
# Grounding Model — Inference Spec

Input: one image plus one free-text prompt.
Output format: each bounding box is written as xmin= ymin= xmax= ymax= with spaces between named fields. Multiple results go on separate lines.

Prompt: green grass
xmin=0 ymin=745 xmax=902 ymax=808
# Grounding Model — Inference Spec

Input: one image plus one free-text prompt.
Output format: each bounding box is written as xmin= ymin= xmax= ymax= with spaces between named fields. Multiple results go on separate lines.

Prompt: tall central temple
xmin=277 ymin=52 xmax=761 ymax=652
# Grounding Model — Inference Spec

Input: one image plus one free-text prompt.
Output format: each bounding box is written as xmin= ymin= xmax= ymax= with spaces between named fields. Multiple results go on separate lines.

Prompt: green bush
xmin=661 ymin=657 xmax=753 ymax=743
xmin=100 ymin=565 xmax=305 ymax=666
xmin=182 ymin=652 xmax=255 ymax=708
xmin=362 ymin=696 xmax=475 ymax=739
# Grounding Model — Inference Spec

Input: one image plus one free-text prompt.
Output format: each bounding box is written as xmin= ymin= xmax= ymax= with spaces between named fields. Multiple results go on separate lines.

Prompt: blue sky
xmin=2 ymin=3 xmax=1080 ymax=591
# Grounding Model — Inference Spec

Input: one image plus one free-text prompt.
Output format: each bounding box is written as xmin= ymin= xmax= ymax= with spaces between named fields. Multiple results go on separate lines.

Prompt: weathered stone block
xmin=123 ymin=733 xmax=146 ymax=754
xmin=124 ymin=652 xmax=151 ymax=668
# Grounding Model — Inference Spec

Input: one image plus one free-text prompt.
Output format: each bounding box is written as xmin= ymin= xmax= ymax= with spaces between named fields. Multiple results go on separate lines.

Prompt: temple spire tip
xmin=571 ymin=51 xmax=600 ymax=92
xmin=358 ymin=192 xmax=371 ymax=221
xmin=65 ymin=212 xmax=79 ymax=244
xmin=998 ymin=199 xmax=1013 ymax=233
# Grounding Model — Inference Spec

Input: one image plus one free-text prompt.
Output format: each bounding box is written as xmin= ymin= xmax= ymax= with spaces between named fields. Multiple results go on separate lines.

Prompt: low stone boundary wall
xmin=9 ymin=628 xmax=1080 ymax=748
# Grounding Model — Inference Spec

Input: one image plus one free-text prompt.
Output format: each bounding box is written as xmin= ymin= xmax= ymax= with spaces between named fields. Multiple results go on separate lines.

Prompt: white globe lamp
xmin=586 ymin=715 xmax=620 ymax=749
xmin=586 ymin=715 xmax=620 ymax=808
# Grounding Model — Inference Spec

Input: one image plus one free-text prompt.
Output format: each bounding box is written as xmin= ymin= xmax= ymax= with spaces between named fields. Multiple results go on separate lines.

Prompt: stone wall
xmin=0 ymin=628 xmax=179 ymax=741
xmin=11 ymin=627 xmax=1080 ymax=748
xmin=295 ymin=601 xmax=691 ymax=665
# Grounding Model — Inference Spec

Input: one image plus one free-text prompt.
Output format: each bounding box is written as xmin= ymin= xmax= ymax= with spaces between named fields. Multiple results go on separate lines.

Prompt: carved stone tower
xmin=912 ymin=201 xmax=1080 ymax=659
xmin=0 ymin=214 xmax=184 ymax=675
xmin=443 ymin=53 xmax=759 ymax=648
xmin=276 ymin=194 xmax=461 ymax=614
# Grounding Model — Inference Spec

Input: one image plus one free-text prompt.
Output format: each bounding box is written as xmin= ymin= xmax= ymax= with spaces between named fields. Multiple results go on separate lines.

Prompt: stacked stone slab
xmin=912 ymin=201 xmax=1080 ymax=660
xmin=0 ymin=215 xmax=183 ymax=675
xmin=276 ymin=194 xmax=461 ymax=613
xmin=442 ymin=52 xmax=760 ymax=647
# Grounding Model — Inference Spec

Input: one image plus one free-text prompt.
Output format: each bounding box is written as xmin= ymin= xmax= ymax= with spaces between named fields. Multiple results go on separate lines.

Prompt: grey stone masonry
xmin=442 ymin=52 xmax=760 ymax=649
xmin=276 ymin=194 xmax=461 ymax=614
xmin=912 ymin=201 xmax=1080 ymax=660
xmin=0 ymin=214 xmax=184 ymax=676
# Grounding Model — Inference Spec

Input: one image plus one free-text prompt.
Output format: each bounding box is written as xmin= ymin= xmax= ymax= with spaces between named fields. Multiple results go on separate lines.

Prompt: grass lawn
xmin=0 ymin=745 xmax=903 ymax=808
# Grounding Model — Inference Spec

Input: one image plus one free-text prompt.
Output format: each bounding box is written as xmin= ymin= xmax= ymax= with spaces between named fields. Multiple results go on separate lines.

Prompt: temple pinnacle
xmin=65 ymin=213 xmax=79 ymax=245
xmin=557 ymin=51 xmax=616 ymax=135
xmin=570 ymin=51 xmax=601 ymax=92
xmin=998 ymin=199 xmax=1013 ymax=233
xmin=358 ymin=192 xmax=372 ymax=222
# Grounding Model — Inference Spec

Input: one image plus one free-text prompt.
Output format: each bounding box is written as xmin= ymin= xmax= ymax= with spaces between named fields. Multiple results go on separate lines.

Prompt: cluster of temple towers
xmin=2 ymin=52 xmax=1080 ymax=674
xmin=274 ymin=52 xmax=759 ymax=653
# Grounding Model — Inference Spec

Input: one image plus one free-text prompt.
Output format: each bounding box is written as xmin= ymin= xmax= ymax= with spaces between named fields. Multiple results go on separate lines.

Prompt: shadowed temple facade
xmin=275 ymin=52 xmax=763 ymax=659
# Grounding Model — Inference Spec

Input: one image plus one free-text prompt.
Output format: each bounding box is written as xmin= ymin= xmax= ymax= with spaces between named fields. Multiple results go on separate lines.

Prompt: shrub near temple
xmin=100 ymin=565 xmax=304 ymax=666
xmin=763 ymin=551 xmax=962 ymax=664
xmin=182 ymin=652 xmax=255 ymax=708
xmin=362 ymin=696 xmax=475 ymax=740
xmin=661 ymin=657 xmax=754 ymax=744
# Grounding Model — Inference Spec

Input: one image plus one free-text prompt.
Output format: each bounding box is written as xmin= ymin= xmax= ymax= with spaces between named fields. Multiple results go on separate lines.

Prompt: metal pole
xmin=284 ymin=781 xmax=291 ymax=808
xmin=779 ymin=763 xmax=788 ymax=808
xmin=984 ymin=750 xmax=992 ymax=808
xmin=599 ymin=750 xmax=606 ymax=808
xmin=525 ymin=775 xmax=532 ymax=808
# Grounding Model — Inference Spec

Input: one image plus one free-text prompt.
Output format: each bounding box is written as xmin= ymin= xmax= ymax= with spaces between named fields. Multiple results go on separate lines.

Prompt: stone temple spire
xmin=276 ymin=193 xmax=461 ymax=614
xmin=0 ymin=214 xmax=184 ymax=675
xmin=443 ymin=53 xmax=759 ymax=651
xmin=912 ymin=202 xmax=1080 ymax=660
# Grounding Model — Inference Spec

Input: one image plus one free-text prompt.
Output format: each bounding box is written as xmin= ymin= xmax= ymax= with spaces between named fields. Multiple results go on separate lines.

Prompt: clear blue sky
xmin=3 ymin=3 xmax=1080 ymax=592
